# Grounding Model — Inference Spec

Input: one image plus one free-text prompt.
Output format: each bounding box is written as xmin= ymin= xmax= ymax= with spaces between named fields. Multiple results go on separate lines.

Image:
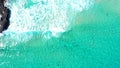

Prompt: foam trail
xmin=0 ymin=0 xmax=94 ymax=46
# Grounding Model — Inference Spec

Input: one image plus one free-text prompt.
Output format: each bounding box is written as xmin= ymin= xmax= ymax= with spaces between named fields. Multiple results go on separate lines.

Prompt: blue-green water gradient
xmin=0 ymin=0 xmax=120 ymax=68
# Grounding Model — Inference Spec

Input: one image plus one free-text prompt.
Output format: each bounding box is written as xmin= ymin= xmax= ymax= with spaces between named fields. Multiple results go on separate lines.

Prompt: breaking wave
xmin=0 ymin=0 xmax=94 ymax=46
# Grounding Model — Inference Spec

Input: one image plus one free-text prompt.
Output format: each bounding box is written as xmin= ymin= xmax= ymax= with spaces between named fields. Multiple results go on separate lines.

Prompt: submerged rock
xmin=0 ymin=0 xmax=11 ymax=33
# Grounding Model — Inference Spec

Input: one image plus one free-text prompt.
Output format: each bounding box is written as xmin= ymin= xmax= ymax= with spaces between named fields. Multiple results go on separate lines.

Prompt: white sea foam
xmin=4 ymin=0 xmax=93 ymax=38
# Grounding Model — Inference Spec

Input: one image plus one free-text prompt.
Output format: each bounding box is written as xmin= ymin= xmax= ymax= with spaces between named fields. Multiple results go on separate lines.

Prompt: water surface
xmin=0 ymin=0 xmax=120 ymax=68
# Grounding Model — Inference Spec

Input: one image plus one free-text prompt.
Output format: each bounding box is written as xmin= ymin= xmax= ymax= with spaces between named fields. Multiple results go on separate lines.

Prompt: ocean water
xmin=0 ymin=0 xmax=120 ymax=68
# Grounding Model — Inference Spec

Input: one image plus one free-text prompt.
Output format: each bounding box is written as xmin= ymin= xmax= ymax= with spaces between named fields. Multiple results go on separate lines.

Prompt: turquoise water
xmin=0 ymin=0 xmax=120 ymax=68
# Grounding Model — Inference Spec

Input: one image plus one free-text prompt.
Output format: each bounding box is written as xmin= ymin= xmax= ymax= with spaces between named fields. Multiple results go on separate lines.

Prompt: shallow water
xmin=0 ymin=0 xmax=120 ymax=68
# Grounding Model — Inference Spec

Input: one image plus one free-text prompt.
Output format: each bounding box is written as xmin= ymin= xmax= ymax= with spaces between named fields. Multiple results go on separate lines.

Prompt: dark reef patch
xmin=0 ymin=0 xmax=11 ymax=33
